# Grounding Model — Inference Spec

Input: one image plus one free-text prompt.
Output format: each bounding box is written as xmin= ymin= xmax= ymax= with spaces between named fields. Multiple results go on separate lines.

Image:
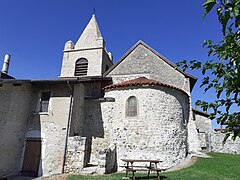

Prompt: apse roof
xmin=104 ymin=77 xmax=188 ymax=95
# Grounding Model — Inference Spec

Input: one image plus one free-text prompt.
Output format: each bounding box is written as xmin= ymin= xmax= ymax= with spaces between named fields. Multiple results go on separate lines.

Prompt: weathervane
xmin=93 ymin=8 xmax=96 ymax=15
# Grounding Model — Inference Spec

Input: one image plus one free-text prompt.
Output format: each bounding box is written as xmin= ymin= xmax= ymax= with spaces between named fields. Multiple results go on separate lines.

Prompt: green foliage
xmin=177 ymin=0 xmax=240 ymax=141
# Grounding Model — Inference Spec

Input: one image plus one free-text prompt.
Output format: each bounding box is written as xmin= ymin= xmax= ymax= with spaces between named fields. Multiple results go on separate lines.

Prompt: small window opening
xmin=126 ymin=96 xmax=138 ymax=117
xmin=40 ymin=91 xmax=51 ymax=112
xmin=75 ymin=58 xmax=88 ymax=76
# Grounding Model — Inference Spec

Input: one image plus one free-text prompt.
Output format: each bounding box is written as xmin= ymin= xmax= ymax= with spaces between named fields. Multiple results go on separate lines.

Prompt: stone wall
xmin=64 ymin=136 xmax=87 ymax=173
xmin=83 ymin=99 xmax=104 ymax=165
xmin=102 ymin=50 xmax=113 ymax=74
xmin=210 ymin=132 xmax=240 ymax=154
xmin=194 ymin=113 xmax=212 ymax=150
xmin=70 ymin=83 xmax=85 ymax=136
xmin=0 ymin=82 xmax=31 ymax=178
xmin=194 ymin=113 xmax=212 ymax=133
xmin=98 ymin=146 xmax=117 ymax=174
xmin=187 ymin=106 xmax=202 ymax=153
xmin=61 ymin=48 xmax=105 ymax=77
xmin=95 ymin=86 xmax=189 ymax=169
xmin=26 ymin=83 xmax=72 ymax=177
xmin=84 ymin=82 xmax=103 ymax=98
xmin=107 ymin=44 xmax=190 ymax=92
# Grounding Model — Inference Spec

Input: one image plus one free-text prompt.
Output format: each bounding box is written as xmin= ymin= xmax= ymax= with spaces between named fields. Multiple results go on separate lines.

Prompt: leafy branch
xmin=177 ymin=0 xmax=240 ymax=142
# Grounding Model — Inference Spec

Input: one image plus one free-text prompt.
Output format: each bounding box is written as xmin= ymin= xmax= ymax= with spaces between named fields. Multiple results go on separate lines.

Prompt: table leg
xmin=132 ymin=170 xmax=135 ymax=180
xmin=130 ymin=162 xmax=134 ymax=180
xmin=155 ymin=162 xmax=160 ymax=180
xmin=157 ymin=171 xmax=160 ymax=180
xmin=147 ymin=162 xmax=151 ymax=178
xmin=126 ymin=162 xmax=129 ymax=177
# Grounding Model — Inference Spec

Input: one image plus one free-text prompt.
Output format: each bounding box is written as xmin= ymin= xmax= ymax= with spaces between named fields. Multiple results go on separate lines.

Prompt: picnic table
xmin=121 ymin=159 xmax=163 ymax=180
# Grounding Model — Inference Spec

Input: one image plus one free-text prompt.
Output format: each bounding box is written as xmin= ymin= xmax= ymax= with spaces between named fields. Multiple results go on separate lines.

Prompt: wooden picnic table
xmin=121 ymin=159 xmax=163 ymax=180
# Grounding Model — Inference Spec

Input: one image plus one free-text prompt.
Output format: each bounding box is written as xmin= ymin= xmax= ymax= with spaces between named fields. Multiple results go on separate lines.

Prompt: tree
xmin=177 ymin=0 xmax=240 ymax=142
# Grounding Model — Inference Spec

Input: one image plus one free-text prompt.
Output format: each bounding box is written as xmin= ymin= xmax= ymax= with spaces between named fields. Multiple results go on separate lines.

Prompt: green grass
xmin=68 ymin=153 xmax=240 ymax=180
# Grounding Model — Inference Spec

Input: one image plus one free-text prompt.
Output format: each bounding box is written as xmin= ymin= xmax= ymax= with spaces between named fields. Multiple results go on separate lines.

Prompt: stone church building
xmin=0 ymin=15 xmax=215 ymax=178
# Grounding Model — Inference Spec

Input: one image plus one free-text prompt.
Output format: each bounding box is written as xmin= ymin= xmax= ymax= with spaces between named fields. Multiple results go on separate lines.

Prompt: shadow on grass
xmin=129 ymin=175 xmax=168 ymax=180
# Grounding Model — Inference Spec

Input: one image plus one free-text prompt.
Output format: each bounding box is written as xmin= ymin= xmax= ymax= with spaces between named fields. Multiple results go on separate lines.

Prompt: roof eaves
xmin=31 ymin=76 xmax=112 ymax=84
xmin=0 ymin=79 xmax=31 ymax=84
xmin=192 ymin=108 xmax=214 ymax=120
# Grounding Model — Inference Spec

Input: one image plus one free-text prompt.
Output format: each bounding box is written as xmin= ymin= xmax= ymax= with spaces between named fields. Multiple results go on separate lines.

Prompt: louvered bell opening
xmin=75 ymin=58 xmax=88 ymax=76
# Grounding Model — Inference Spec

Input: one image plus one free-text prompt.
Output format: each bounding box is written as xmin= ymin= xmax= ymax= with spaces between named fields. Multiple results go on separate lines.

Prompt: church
xmin=0 ymin=15 xmax=213 ymax=178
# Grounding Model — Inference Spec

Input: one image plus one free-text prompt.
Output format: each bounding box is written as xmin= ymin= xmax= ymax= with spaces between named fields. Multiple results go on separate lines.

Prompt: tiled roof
xmin=104 ymin=77 xmax=188 ymax=95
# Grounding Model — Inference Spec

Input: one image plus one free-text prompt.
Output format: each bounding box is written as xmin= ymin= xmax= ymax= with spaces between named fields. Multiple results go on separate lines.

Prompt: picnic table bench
xmin=121 ymin=159 xmax=163 ymax=180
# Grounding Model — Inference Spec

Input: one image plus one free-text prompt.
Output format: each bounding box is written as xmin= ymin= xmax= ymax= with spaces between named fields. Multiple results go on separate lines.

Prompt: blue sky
xmin=0 ymin=0 xmax=222 ymax=128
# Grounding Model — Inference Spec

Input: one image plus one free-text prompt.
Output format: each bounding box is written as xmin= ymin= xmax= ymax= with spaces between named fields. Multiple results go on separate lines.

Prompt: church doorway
xmin=21 ymin=138 xmax=41 ymax=177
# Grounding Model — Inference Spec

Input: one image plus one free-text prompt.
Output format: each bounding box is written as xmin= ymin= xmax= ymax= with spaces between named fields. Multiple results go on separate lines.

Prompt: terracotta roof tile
xmin=104 ymin=77 xmax=188 ymax=95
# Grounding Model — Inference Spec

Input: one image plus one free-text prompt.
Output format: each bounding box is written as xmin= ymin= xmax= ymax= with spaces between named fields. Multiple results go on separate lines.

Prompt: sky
xmin=0 ymin=0 xmax=223 ymax=128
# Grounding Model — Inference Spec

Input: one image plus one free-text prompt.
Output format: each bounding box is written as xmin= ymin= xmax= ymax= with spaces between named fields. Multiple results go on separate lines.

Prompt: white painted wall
xmin=0 ymin=83 xmax=31 ymax=177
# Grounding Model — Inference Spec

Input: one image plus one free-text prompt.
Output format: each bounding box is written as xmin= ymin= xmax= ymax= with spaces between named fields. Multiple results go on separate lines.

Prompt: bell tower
xmin=60 ymin=15 xmax=113 ymax=77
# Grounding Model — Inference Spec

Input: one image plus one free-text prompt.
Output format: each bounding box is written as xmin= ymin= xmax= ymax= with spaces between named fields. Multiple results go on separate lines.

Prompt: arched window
xmin=126 ymin=96 xmax=138 ymax=117
xmin=75 ymin=58 xmax=88 ymax=76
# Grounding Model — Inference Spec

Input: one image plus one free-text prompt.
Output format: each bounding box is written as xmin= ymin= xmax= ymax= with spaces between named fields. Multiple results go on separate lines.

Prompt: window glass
xmin=126 ymin=96 xmax=138 ymax=117
xmin=40 ymin=91 xmax=51 ymax=112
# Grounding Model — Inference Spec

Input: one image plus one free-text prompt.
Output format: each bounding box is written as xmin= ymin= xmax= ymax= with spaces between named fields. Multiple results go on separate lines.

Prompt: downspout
xmin=62 ymin=81 xmax=74 ymax=173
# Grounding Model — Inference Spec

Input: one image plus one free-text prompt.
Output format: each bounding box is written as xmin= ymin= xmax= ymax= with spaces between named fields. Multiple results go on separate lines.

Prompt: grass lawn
xmin=68 ymin=153 xmax=240 ymax=180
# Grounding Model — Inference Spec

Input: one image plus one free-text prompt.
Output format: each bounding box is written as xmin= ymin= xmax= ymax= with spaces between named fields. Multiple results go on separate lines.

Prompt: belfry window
xmin=126 ymin=96 xmax=138 ymax=117
xmin=40 ymin=91 xmax=51 ymax=112
xmin=75 ymin=58 xmax=88 ymax=76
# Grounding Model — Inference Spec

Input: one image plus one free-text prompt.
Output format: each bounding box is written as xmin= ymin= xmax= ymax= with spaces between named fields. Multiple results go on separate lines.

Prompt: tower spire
xmin=60 ymin=15 xmax=112 ymax=78
xmin=75 ymin=14 xmax=103 ymax=49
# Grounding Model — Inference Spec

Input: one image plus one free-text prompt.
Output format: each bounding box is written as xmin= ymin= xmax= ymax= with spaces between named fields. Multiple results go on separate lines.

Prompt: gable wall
xmin=107 ymin=44 xmax=190 ymax=92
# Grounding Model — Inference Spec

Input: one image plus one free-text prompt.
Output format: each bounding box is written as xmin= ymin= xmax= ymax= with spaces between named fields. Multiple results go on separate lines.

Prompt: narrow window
xmin=75 ymin=58 xmax=88 ymax=76
xmin=40 ymin=91 xmax=51 ymax=112
xmin=126 ymin=96 xmax=138 ymax=117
